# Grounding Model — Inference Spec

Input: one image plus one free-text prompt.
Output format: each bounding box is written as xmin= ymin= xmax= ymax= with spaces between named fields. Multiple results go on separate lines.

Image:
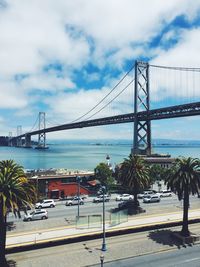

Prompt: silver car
xmin=23 ymin=209 xmax=48 ymax=221
xmin=115 ymin=194 xmax=134 ymax=201
xmin=143 ymin=195 xmax=160 ymax=203
xmin=65 ymin=197 xmax=84 ymax=206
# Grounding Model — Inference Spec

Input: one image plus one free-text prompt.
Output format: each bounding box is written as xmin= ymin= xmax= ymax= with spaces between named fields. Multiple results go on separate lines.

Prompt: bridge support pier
xmin=16 ymin=125 xmax=23 ymax=147
xmin=25 ymin=134 xmax=32 ymax=148
xmin=8 ymin=132 xmax=13 ymax=147
xmin=133 ymin=61 xmax=151 ymax=156
xmin=16 ymin=137 xmax=22 ymax=147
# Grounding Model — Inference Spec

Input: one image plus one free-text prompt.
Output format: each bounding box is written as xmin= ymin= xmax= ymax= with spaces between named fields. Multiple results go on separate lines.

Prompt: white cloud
xmin=152 ymin=28 xmax=200 ymax=67
xmin=150 ymin=28 xmax=200 ymax=102
xmin=0 ymin=81 xmax=27 ymax=108
xmin=0 ymin=0 xmax=200 ymax=139
xmin=21 ymin=72 xmax=75 ymax=92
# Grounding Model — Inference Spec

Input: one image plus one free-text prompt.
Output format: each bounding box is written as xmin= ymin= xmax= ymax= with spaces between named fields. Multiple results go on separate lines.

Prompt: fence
xmin=76 ymin=214 xmax=102 ymax=229
xmin=110 ymin=209 xmax=128 ymax=226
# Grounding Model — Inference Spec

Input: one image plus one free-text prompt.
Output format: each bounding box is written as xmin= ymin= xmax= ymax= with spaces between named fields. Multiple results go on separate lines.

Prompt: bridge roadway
xmin=16 ymin=101 xmax=200 ymax=138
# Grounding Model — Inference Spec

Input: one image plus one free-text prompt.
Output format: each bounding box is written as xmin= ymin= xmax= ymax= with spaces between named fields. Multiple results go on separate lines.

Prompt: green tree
xmin=0 ymin=160 xmax=36 ymax=266
xmin=118 ymin=154 xmax=150 ymax=206
xmin=94 ymin=162 xmax=113 ymax=188
xmin=165 ymin=157 xmax=200 ymax=236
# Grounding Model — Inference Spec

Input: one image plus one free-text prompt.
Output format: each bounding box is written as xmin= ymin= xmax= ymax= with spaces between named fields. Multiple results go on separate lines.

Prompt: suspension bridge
xmin=8 ymin=61 xmax=200 ymax=155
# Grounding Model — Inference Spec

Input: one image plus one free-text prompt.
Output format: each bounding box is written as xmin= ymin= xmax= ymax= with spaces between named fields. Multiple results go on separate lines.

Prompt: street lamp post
xmin=100 ymin=254 xmax=104 ymax=267
xmin=76 ymin=176 xmax=81 ymax=219
xmin=101 ymin=185 xmax=107 ymax=251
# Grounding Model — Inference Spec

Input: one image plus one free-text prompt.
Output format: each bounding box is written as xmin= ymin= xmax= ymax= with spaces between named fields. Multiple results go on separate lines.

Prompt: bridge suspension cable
xmin=150 ymin=64 xmax=200 ymax=72
xmin=149 ymin=63 xmax=200 ymax=109
xmin=71 ymin=64 xmax=135 ymax=123
xmin=84 ymin=78 xmax=134 ymax=121
xmin=27 ymin=113 xmax=39 ymax=133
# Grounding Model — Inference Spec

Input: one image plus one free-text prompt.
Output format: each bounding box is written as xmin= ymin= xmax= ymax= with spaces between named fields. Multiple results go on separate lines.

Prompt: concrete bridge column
xmin=16 ymin=137 xmax=22 ymax=147
xmin=25 ymin=134 xmax=32 ymax=148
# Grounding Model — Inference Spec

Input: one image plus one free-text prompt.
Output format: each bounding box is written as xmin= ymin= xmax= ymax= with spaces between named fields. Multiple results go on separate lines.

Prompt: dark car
xmin=118 ymin=200 xmax=139 ymax=210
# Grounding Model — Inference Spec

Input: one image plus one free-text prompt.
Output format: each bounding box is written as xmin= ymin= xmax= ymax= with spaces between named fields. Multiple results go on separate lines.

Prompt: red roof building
xmin=30 ymin=172 xmax=96 ymax=199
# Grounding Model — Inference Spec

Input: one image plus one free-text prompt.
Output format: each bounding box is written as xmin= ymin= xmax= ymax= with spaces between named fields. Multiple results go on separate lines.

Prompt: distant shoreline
xmin=47 ymin=142 xmax=200 ymax=147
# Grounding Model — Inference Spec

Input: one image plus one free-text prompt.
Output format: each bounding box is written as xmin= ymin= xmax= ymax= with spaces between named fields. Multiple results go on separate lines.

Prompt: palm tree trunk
xmin=133 ymin=192 xmax=138 ymax=206
xmin=181 ymin=185 xmax=190 ymax=237
xmin=0 ymin=201 xmax=7 ymax=266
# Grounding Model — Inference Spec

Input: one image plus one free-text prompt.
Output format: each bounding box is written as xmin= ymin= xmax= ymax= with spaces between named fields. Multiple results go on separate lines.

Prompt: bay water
xmin=0 ymin=141 xmax=200 ymax=171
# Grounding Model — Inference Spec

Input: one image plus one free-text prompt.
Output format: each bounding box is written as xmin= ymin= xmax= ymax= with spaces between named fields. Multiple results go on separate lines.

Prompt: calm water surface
xmin=0 ymin=143 xmax=200 ymax=171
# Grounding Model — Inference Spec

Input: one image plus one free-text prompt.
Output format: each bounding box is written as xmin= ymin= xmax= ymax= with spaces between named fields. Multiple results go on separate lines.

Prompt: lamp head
xmin=76 ymin=176 xmax=81 ymax=182
xmin=101 ymin=185 xmax=106 ymax=193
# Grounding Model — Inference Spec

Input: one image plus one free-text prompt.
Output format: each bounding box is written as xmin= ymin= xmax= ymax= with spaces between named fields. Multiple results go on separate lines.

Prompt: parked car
xmin=35 ymin=199 xmax=56 ymax=209
xmin=93 ymin=195 xmax=110 ymax=203
xmin=143 ymin=195 xmax=160 ymax=203
xmin=115 ymin=194 xmax=134 ymax=201
xmin=159 ymin=190 xmax=172 ymax=197
xmin=23 ymin=209 xmax=48 ymax=221
xmin=118 ymin=200 xmax=139 ymax=210
xmin=65 ymin=195 xmax=88 ymax=200
xmin=65 ymin=197 xmax=84 ymax=206
xmin=137 ymin=190 xmax=157 ymax=199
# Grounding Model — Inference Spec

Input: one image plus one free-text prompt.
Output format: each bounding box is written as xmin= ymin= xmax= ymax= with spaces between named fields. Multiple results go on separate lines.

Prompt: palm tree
xmin=165 ymin=157 xmax=200 ymax=237
xmin=118 ymin=154 xmax=150 ymax=207
xmin=94 ymin=162 xmax=113 ymax=191
xmin=0 ymin=160 xmax=36 ymax=266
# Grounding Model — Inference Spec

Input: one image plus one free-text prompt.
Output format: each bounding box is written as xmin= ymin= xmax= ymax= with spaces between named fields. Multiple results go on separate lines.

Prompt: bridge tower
xmin=133 ymin=61 xmax=151 ymax=155
xmin=16 ymin=125 xmax=22 ymax=147
xmin=36 ymin=112 xmax=47 ymax=149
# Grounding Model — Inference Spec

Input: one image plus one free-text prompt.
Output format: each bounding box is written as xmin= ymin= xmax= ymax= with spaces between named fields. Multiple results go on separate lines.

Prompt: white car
xmin=159 ymin=190 xmax=172 ymax=197
xmin=65 ymin=197 xmax=84 ymax=206
xmin=93 ymin=195 xmax=110 ymax=203
xmin=137 ymin=190 xmax=157 ymax=199
xmin=35 ymin=199 xmax=56 ymax=209
xmin=115 ymin=194 xmax=134 ymax=201
xmin=23 ymin=209 xmax=48 ymax=221
xmin=143 ymin=195 xmax=160 ymax=203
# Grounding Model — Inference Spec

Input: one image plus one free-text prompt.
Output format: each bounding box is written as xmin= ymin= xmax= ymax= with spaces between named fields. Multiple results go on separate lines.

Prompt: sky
xmin=1 ymin=0 xmax=200 ymax=142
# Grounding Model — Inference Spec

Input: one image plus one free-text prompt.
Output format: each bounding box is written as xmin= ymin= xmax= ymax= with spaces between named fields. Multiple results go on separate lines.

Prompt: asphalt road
xmin=6 ymin=223 xmax=200 ymax=267
xmin=97 ymin=244 xmax=200 ymax=267
xmin=6 ymin=194 xmax=200 ymax=233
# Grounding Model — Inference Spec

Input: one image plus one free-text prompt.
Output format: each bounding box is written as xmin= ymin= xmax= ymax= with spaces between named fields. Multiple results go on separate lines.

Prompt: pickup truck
xmin=93 ymin=195 xmax=110 ymax=203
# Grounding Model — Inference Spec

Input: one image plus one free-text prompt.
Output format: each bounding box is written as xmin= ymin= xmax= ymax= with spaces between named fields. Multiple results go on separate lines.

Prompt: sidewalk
xmin=6 ymin=208 xmax=200 ymax=250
